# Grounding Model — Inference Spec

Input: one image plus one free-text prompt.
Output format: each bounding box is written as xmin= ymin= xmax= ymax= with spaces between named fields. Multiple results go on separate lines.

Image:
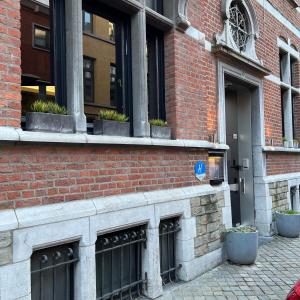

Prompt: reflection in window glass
xmin=110 ymin=64 xmax=117 ymax=107
xmin=34 ymin=26 xmax=50 ymax=50
xmin=83 ymin=57 xmax=94 ymax=103
xmin=21 ymin=0 xmax=56 ymax=114
xmin=83 ymin=11 xmax=93 ymax=33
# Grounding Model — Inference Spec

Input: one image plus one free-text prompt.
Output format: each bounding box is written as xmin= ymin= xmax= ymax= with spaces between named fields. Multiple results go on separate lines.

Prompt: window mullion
xmin=65 ymin=0 xmax=87 ymax=133
xmin=131 ymin=7 xmax=150 ymax=137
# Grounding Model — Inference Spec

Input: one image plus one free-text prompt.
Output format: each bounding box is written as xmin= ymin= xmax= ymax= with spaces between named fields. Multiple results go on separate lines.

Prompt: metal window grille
xmin=31 ymin=243 xmax=79 ymax=300
xmin=96 ymin=226 xmax=147 ymax=300
xmin=159 ymin=218 xmax=181 ymax=285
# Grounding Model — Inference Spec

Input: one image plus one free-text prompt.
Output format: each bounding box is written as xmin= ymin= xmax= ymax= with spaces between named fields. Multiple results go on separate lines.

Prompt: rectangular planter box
xmin=93 ymin=119 xmax=130 ymax=137
xmin=26 ymin=112 xmax=74 ymax=133
xmin=150 ymin=125 xmax=171 ymax=139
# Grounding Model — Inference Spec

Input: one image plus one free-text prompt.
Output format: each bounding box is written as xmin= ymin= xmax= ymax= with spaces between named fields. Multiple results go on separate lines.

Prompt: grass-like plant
xmin=281 ymin=210 xmax=300 ymax=215
xmin=149 ymin=119 xmax=168 ymax=127
xmin=31 ymin=100 xmax=67 ymax=115
xmin=225 ymin=226 xmax=257 ymax=233
xmin=98 ymin=109 xmax=128 ymax=122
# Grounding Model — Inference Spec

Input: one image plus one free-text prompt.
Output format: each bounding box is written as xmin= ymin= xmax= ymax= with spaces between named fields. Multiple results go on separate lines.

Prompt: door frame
xmin=217 ymin=61 xmax=266 ymax=227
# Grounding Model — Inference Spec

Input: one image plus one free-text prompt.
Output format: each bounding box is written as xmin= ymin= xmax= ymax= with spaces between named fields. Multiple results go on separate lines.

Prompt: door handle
xmin=240 ymin=178 xmax=246 ymax=194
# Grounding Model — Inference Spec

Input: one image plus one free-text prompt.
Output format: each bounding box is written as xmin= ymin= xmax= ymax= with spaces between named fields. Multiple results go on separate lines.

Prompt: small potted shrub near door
xmin=275 ymin=210 xmax=300 ymax=238
xmin=225 ymin=226 xmax=258 ymax=265
xmin=94 ymin=109 xmax=130 ymax=137
xmin=283 ymin=137 xmax=289 ymax=148
xmin=26 ymin=100 xmax=73 ymax=133
xmin=149 ymin=119 xmax=171 ymax=139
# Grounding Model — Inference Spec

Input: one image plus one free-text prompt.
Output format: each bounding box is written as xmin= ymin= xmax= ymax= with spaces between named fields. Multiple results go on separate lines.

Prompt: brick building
xmin=0 ymin=0 xmax=300 ymax=299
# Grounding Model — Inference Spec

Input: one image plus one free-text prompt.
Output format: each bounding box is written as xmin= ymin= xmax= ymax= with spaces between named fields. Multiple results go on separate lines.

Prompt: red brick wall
xmin=267 ymin=153 xmax=300 ymax=175
xmin=0 ymin=0 xmax=21 ymax=128
xmin=0 ymin=144 xmax=207 ymax=209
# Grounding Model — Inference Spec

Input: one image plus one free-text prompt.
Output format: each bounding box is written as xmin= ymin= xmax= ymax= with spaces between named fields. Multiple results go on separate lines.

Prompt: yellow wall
xmin=83 ymin=14 xmax=116 ymax=118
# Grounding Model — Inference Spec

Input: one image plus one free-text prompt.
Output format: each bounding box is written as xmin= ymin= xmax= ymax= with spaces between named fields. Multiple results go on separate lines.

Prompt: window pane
xmin=83 ymin=11 xmax=93 ymax=33
xmin=82 ymin=4 xmax=130 ymax=123
xmin=21 ymin=0 xmax=56 ymax=114
xmin=146 ymin=0 xmax=163 ymax=14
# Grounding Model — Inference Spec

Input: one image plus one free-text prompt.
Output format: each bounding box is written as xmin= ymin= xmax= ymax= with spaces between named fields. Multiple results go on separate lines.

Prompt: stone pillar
xmin=293 ymin=186 xmax=300 ymax=211
xmin=65 ymin=0 xmax=87 ymax=133
xmin=282 ymin=89 xmax=294 ymax=146
xmin=75 ymin=243 xmax=96 ymax=300
xmin=131 ymin=7 xmax=150 ymax=137
xmin=142 ymin=227 xmax=162 ymax=298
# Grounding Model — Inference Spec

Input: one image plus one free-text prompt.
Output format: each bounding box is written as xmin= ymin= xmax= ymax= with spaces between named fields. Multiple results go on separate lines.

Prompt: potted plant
xmin=293 ymin=139 xmax=299 ymax=148
xmin=94 ymin=109 xmax=130 ymax=136
xmin=283 ymin=137 xmax=289 ymax=148
xmin=26 ymin=100 xmax=73 ymax=133
xmin=225 ymin=226 xmax=258 ymax=265
xmin=275 ymin=210 xmax=300 ymax=238
xmin=149 ymin=119 xmax=171 ymax=139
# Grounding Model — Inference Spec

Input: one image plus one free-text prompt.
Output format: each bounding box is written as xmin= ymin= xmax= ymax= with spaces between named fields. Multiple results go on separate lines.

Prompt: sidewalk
xmin=160 ymin=236 xmax=300 ymax=300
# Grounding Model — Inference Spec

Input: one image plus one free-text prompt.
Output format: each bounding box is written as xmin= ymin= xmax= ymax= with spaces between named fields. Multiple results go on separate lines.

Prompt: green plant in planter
xmin=31 ymin=100 xmax=67 ymax=115
xmin=149 ymin=119 xmax=168 ymax=127
xmin=225 ymin=226 xmax=257 ymax=233
xmin=283 ymin=137 xmax=288 ymax=142
xmin=98 ymin=109 xmax=128 ymax=122
xmin=281 ymin=210 xmax=300 ymax=215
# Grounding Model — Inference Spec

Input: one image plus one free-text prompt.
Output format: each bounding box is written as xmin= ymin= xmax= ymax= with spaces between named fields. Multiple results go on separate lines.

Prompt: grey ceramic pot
xmin=275 ymin=212 xmax=300 ymax=238
xmin=26 ymin=112 xmax=74 ymax=133
xmin=93 ymin=119 xmax=130 ymax=137
xmin=150 ymin=125 xmax=171 ymax=139
xmin=226 ymin=231 xmax=258 ymax=265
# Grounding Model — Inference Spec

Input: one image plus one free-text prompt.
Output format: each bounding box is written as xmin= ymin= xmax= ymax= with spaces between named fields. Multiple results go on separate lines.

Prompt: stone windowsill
xmin=262 ymin=146 xmax=300 ymax=153
xmin=0 ymin=127 xmax=229 ymax=150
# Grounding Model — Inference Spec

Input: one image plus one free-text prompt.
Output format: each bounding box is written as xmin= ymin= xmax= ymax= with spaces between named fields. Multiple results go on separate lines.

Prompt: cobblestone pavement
xmin=160 ymin=236 xmax=300 ymax=300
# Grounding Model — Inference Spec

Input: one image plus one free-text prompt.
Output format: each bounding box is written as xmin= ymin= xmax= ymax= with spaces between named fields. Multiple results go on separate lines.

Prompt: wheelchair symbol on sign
xmin=194 ymin=161 xmax=206 ymax=181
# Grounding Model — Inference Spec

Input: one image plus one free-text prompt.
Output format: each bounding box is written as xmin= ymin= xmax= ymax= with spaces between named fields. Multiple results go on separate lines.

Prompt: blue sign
xmin=194 ymin=161 xmax=206 ymax=181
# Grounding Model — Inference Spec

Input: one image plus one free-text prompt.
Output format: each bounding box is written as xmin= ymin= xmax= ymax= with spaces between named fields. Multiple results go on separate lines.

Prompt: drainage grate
xmin=95 ymin=226 xmax=147 ymax=300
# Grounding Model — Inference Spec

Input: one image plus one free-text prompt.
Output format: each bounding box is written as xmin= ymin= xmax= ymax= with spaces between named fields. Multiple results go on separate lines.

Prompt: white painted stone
xmin=16 ymin=200 xmax=96 ymax=228
xmin=13 ymin=218 xmax=90 ymax=262
xmin=176 ymin=238 xmax=195 ymax=263
xmin=75 ymin=244 xmax=96 ymax=300
xmin=222 ymin=206 xmax=232 ymax=229
xmin=0 ymin=260 xmax=30 ymax=300
xmin=93 ymin=193 xmax=147 ymax=214
xmin=0 ymin=210 xmax=18 ymax=232
xmin=178 ymin=248 xmax=223 ymax=281
xmin=185 ymin=26 xmax=206 ymax=45
xmin=255 ymin=195 xmax=272 ymax=211
xmin=177 ymin=218 xmax=197 ymax=241
xmin=0 ymin=127 xmax=19 ymax=141
xmin=143 ymin=228 xmax=163 ymax=298
xmin=144 ymin=188 xmax=187 ymax=205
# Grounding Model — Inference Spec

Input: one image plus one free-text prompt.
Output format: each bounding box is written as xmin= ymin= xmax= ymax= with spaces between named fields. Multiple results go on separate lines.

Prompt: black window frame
xmin=146 ymin=26 xmax=166 ymax=121
xmin=83 ymin=55 xmax=95 ymax=104
xmin=146 ymin=0 xmax=164 ymax=14
xmin=33 ymin=24 xmax=51 ymax=51
xmin=82 ymin=1 xmax=133 ymax=129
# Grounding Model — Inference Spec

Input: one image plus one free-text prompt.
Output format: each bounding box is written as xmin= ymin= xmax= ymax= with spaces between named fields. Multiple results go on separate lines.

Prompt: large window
xmin=146 ymin=27 xmax=166 ymax=121
xmin=82 ymin=2 xmax=132 ymax=123
xmin=83 ymin=56 xmax=95 ymax=103
xmin=20 ymin=0 xmax=66 ymax=115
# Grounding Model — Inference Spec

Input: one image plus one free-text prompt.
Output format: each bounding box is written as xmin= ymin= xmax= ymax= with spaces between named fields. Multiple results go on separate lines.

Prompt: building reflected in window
xmin=21 ymin=0 xmax=55 ymax=114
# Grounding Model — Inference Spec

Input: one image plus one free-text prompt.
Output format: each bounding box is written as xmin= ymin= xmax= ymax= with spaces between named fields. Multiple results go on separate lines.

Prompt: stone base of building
xmin=0 ymin=184 xmax=232 ymax=300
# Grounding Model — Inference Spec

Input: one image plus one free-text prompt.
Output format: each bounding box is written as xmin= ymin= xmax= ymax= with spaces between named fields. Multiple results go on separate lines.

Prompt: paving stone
xmin=159 ymin=236 xmax=300 ymax=299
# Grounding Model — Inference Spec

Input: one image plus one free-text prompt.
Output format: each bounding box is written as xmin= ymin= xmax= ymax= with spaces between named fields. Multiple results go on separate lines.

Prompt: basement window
xmin=159 ymin=218 xmax=181 ymax=285
xmin=20 ymin=0 xmax=67 ymax=117
xmin=31 ymin=242 xmax=79 ymax=300
xmin=95 ymin=226 xmax=147 ymax=299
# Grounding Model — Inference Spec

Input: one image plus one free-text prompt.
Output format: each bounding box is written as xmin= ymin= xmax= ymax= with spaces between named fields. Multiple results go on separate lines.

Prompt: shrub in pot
xmin=275 ymin=210 xmax=300 ymax=238
xmin=94 ymin=110 xmax=130 ymax=137
xmin=283 ymin=137 xmax=289 ymax=148
xmin=26 ymin=100 xmax=73 ymax=133
xmin=149 ymin=119 xmax=171 ymax=139
xmin=225 ymin=226 xmax=258 ymax=265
